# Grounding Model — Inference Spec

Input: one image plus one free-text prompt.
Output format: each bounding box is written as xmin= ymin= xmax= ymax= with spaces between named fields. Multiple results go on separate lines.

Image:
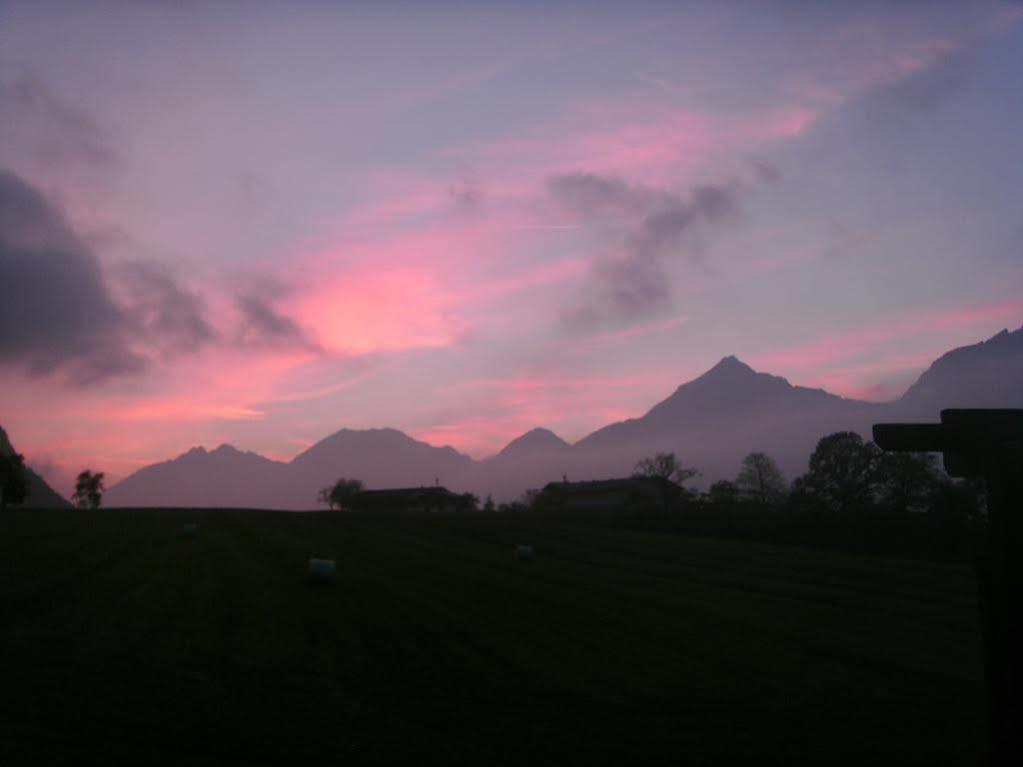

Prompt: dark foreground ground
xmin=0 ymin=509 xmax=984 ymax=765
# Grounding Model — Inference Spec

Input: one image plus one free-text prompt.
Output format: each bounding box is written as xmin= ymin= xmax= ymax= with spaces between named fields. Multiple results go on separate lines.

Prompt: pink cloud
xmin=269 ymin=92 xmax=821 ymax=371
xmin=819 ymin=377 xmax=919 ymax=403
xmin=577 ymin=314 xmax=689 ymax=347
xmin=104 ymin=401 xmax=267 ymax=422
xmin=295 ymin=267 xmax=471 ymax=355
xmin=750 ymin=297 xmax=1023 ymax=400
xmin=754 ymin=297 xmax=1023 ymax=373
xmin=458 ymin=255 xmax=590 ymax=308
xmin=449 ymin=101 xmax=819 ymax=188
xmin=276 ymin=187 xmax=592 ymax=357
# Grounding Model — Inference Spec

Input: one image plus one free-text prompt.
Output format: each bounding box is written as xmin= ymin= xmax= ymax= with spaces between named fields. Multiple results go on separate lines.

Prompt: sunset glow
xmin=2 ymin=1 xmax=1022 ymax=494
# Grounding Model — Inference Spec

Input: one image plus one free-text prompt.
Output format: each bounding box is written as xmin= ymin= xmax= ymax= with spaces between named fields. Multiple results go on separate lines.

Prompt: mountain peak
xmin=317 ymin=426 xmax=410 ymax=446
xmin=680 ymin=355 xmax=764 ymax=390
xmin=286 ymin=426 xmax=473 ymax=483
xmin=178 ymin=444 xmax=248 ymax=462
xmin=705 ymin=355 xmax=756 ymax=377
xmin=521 ymin=427 xmax=564 ymax=441
xmin=636 ymin=354 xmax=807 ymax=425
xmin=496 ymin=427 xmax=570 ymax=459
xmin=712 ymin=355 xmax=761 ymax=374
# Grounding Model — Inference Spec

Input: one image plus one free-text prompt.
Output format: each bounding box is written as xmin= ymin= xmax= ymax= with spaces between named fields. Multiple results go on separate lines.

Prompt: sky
xmin=2 ymin=1 xmax=1023 ymax=495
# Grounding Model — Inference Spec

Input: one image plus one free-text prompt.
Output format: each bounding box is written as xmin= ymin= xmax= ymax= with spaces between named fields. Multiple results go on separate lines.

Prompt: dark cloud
xmin=0 ymin=69 xmax=115 ymax=170
xmin=566 ymin=254 xmax=670 ymax=330
xmin=0 ymin=168 xmax=144 ymax=384
xmin=549 ymin=172 xmax=743 ymax=330
xmin=0 ymin=169 xmax=222 ymax=385
xmin=114 ymin=261 xmax=218 ymax=357
xmin=546 ymin=173 xmax=664 ymax=218
xmin=1 ymin=168 xmax=318 ymax=386
xmin=234 ymin=281 xmax=319 ymax=352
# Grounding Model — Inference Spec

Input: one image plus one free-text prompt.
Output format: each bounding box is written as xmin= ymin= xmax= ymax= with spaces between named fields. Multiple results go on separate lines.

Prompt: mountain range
xmin=5 ymin=325 xmax=1022 ymax=509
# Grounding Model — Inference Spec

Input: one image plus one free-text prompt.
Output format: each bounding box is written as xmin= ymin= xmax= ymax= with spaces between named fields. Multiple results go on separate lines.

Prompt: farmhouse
xmin=348 ymin=486 xmax=473 ymax=513
xmin=537 ymin=476 xmax=683 ymax=513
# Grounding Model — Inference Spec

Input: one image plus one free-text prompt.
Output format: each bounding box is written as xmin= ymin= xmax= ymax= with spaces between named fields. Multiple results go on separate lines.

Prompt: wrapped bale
xmin=307 ymin=558 xmax=336 ymax=584
xmin=515 ymin=545 xmax=534 ymax=561
xmin=183 ymin=523 xmax=198 ymax=538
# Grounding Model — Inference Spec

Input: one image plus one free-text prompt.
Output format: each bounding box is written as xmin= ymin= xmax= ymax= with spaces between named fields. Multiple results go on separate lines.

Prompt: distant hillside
xmin=494 ymin=427 xmax=571 ymax=460
xmin=897 ymin=325 xmax=1023 ymax=415
xmin=0 ymin=425 xmax=71 ymax=508
xmin=570 ymin=355 xmax=883 ymax=487
xmin=107 ymin=428 xmax=474 ymax=510
xmin=287 ymin=427 xmax=474 ymax=500
xmin=104 ymin=326 xmax=1023 ymax=507
xmin=473 ymin=428 xmax=575 ymax=501
xmin=105 ymin=444 xmax=291 ymax=509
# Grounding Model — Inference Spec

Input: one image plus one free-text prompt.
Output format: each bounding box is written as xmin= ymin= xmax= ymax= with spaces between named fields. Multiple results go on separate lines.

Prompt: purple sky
xmin=2 ymin=1 xmax=1022 ymax=494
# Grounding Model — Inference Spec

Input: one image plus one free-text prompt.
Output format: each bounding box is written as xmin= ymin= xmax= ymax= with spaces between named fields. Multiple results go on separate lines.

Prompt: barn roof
xmin=355 ymin=486 xmax=459 ymax=498
xmin=541 ymin=476 xmax=679 ymax=494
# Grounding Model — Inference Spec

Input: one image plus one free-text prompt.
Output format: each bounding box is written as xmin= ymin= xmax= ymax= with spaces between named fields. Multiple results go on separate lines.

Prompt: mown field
xmin=0 ymin=509 xmax=985 ymax=765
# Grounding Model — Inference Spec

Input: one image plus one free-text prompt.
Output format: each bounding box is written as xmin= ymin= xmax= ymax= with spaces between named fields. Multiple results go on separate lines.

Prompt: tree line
xmin=493 ymin=429 xmax=983 ymax=523
xmin=633 ymin=431 xmax=983 ymax=519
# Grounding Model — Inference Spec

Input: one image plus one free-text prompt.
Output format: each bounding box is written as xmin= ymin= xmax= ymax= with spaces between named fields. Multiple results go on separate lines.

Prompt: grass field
xmin=0 ymin=509 xmax=985 ymax=765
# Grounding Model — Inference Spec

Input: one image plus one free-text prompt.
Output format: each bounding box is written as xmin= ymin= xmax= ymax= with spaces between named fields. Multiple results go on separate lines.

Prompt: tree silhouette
xmin=72 ymin=470 xmax=104 ymax=509
xmin=0 ymin=452 xmax=28 ymax=509
xmin=735 ymin=451 xmax=787 ymax=506
xmin=457 ymin=492 xmax=479 ymax=512
xmin=874 ymin=451 xmax=940 ymax=513
xmin=634 ymin=452 xmax=700 ymax=489
xmin=482 ymin=494 xmax=496 ymax=513
xmin=795 ymin=432 xmax=879 ymax=513
xmin=318 ymin=478 xmax=364 ymax=510
xmin=707 ymin=479 xmax=739 ymax=504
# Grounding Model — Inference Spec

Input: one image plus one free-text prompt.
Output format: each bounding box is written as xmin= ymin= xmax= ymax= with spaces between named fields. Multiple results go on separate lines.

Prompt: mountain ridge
xmin=899 ymin=324 xmax=1023 ymax=412
xmin=103 ymin=325 xmax=1023 ymax=507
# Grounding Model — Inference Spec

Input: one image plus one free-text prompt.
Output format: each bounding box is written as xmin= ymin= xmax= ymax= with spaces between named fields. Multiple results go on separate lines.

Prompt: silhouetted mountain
xmin=572 ymin=355 xmax=883 ymax=485
xmin=288 ymin=427 xmax=474 ymax=498
xmin=105 ymin=443 xmax=291 ymax=508
xmin=106 ymin=428 xmax=474 ymax=510
xmin=471 ymin=428 xmax=575 ymax=501
xmin=898 ymin=325 xmax=1023 ymax=414
xmin=0 ymin=425 xmax=71 ymax=508
xmin=495 ymin=428 xmax=571 ymax=460
xmin=103 ymin=326 xmax=1023 ymax=507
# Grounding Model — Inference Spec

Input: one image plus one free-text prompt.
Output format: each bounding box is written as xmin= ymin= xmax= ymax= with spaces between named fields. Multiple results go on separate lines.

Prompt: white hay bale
xmin=307 ymin=557 xmax=336 ymax=583
xmin=183 ymin=523 xmax=198 ymax=538
xmin=515 ymin=545 xmax=534 ymax=561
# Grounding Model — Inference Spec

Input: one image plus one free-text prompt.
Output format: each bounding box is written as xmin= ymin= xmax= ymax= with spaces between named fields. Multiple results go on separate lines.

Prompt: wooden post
xmin=980 ymin=445 xmax=1023 ymax=766
xmin=873 ymin=409 xmax=1023 ymax=767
